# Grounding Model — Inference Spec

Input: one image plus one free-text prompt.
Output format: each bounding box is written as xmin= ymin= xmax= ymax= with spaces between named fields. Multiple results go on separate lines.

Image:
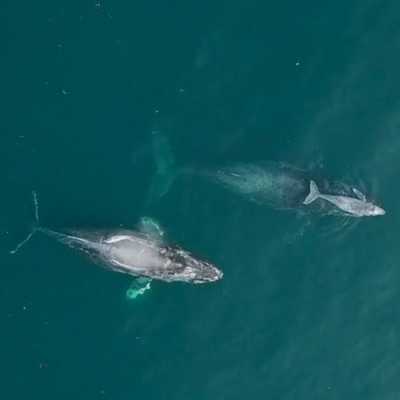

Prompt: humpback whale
xmin=303 ymin=180 xmax=385 ymax=217
xmin=205 ymin=162 xmax=386 ymax=217
xmin=145 ymin=132 xmax=386 ymax=217
xmin=11 ymin=193 xmax=223 ymax=284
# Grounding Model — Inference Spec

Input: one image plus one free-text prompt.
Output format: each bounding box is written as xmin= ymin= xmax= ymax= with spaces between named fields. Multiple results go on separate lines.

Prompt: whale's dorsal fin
xmin=303 ymin=180 xmax=320 ymax=205
xmin=352 ymin=188 xmax=366 ymax=202
xmin=137 ymin=217 xmax=165 ymax=242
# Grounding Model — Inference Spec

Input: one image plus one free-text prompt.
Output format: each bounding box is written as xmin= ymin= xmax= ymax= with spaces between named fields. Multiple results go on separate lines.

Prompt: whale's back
xmin=107 ymin=235 xmax=165 ymax=273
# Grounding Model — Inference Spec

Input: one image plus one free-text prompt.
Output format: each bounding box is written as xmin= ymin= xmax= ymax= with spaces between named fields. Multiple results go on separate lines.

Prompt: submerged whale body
xmin=36 ymin=227 xmax=222 ymax=284
xmin=147 ymin=132 xmax=385 ymax=216
xmin=208 ymin=161 xmax=385 ymax=216
xmin=212 ymin=161 xmax=310 ymax=210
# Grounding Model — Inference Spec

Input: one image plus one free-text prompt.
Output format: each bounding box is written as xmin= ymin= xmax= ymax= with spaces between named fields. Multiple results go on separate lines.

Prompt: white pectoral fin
xmin=126 ymin=277 xmax=152 ymax=299
xmin=303 ymin=180 xmax=320 ymax=205
xmin=352 ymin=187 xmax=366 ymax=202
xmin=137 ymin=217 xmax=165 ymax=242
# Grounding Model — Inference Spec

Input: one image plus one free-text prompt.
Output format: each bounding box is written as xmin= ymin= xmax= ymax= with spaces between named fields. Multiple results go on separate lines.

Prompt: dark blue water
xmin=2 ymin=1 xmax=400 ymax=399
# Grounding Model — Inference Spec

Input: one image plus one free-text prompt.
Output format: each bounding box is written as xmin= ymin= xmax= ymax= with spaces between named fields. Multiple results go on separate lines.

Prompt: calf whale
xmin=303 ymin=180 xmax=385 ymax=217
xmin=11 ymin=193 xmax=223 ymax=285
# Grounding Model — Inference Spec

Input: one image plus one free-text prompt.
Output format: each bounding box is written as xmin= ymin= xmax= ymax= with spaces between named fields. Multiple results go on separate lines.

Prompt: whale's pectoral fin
xmin=137 ymin=217 xmax=165 ymax=242
xmin=352 ymin=188 xmax=366 ymax=202
xmin=126 ymin=277 xmax=152 ymax=300
xmin=303 ymin=180 xmax=320 ymax=205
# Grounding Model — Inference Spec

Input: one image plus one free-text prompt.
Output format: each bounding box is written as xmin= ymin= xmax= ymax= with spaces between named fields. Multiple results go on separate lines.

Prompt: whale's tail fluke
xmin=10 ymin=191 xmax=40 ymax=254
xmin=146 ymin=132 xmax=178 ymax=206
xmin=303 ymin=180 xmax=320 ymax=205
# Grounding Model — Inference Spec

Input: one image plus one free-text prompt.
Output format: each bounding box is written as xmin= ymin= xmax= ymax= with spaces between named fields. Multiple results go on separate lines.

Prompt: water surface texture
xmin=2 ymin=1 xmax=399 ymax=399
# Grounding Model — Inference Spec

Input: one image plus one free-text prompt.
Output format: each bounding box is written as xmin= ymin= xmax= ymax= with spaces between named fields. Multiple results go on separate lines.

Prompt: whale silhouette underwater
xmin=212 ymin=163 xmax=385 ymax=217
xmin=144 ymin=133 xmax=385 ymax=218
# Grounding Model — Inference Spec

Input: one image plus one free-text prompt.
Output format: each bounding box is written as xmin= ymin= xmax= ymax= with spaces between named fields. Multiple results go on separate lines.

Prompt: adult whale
xmin=11 ymin=193 xmax=223 ymax=285
xmin=303 ymin=180 xmax=385 ymax=217
xmin=202 ymin=162 xmax=386 ymax=217
xmin=145 ymin=133 xmax=386 ymax=217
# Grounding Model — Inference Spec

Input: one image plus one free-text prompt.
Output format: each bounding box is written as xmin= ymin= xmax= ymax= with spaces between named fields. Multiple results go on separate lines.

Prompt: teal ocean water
xmin=2 ymin=1 xmax=400 ymax=398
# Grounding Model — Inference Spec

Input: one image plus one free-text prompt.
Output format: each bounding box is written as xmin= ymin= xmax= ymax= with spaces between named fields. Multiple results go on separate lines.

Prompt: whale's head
xmin=179 ymin=253 xmax=223 ymax=284
xmin=191 ymin=259 xmax=224 ymax=284
xmin=161 ymin=246 xmax=223 ymax=284
xmin=365 ymin=202 xmax=386 ymax=216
